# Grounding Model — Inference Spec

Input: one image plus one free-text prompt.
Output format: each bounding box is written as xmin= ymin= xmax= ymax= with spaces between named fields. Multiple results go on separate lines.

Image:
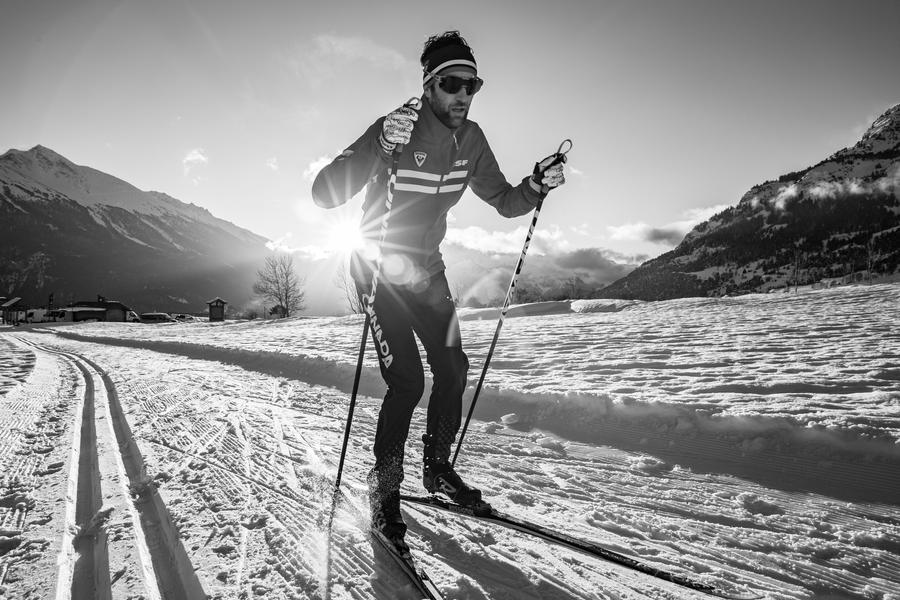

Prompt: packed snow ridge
xmin=40 ymin=284 xmax=900 ymax=466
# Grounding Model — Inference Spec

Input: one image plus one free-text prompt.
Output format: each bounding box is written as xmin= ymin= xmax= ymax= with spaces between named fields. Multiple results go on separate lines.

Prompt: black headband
xmin=422 ymin=44 xmax=477 ymax=83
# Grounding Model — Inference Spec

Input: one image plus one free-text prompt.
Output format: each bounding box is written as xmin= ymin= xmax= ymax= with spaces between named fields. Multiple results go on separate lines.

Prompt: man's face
xmin=424 ymin=68 xmax=477 ymax=130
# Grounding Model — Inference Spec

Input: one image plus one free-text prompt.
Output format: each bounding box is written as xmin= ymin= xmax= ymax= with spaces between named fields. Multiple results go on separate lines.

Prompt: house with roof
xmin=69 ymin=297 xmax=136 ymax=322
xmin=1 ymin=297 xmax=25 ymax=325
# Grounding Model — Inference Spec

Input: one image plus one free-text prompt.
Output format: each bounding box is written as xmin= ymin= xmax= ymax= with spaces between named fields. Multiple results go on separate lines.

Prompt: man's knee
xmin=435 ymin=348 xmax=468 ymax=395
xmin=389 ymin=366 xmax=426 ymax=405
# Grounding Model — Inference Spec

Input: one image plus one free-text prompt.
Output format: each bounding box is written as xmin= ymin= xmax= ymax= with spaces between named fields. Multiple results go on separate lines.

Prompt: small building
xmin=1 ymin=297 xmax=24 ymax=325
xmin=53 ymin=307 xmax=108 ymax=322
xmin=70 ymin=298 xmax=134 ymax=322
xmin=207 ymin=297 xmax=227 ymax=322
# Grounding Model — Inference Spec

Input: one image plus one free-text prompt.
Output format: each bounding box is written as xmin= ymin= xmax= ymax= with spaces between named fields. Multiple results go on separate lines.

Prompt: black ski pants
xmin=354 ymin=270 xmax=469 ymax=484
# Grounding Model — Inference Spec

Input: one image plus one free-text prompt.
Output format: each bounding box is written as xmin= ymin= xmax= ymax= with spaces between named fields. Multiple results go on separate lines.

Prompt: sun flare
xmin=325 ymin=218 xmax=364 ymax=254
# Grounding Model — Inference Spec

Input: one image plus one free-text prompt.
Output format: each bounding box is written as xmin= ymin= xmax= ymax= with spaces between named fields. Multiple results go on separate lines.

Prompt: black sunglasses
xmin=426 ymin=70 xmax=484 ymax=95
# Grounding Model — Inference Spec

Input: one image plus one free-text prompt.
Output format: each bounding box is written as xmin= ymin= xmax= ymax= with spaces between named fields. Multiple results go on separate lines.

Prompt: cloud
xmin=554 ymin=247 xmax=627 ymax=271
xmin=607 ymin=222 xmax=685 ymax=246
xmin=607 ymin=222 xmax=653 ymax=242
xmin=182 ymin=148 xmax=208 ymax=177
xmin=303 ymin=155 xmax=333 ymax=182
xmin=568 ymin=165 xmax=585 ymax=177
xmin=441 ymin=243 xmax=637 ymax=305
xmin=445 ymin=225 xmax=572 ymax=255
xmin=569 ymin=223 xmax=590 ymax=236
xmin=807 ymin=175 xmax=896 ymax=200
xmin=550 ymin=248 xmax=636 ymax=285
xmin=292 ymin=34 xmax=412 ymax=87
xmin=878 ymin=163 xmax=900 ymax=197
xmin=682 ymin=204 xmax=733 ymax=223
xmin=644 ymin=227 xmax=686 ymax=246
xmin=607 ymin=204 xmax=732 ymax=248
xmin=265 ymin=233 xmax=330 ymax=261
xmin=266 ymin=157 xmax=279 ymax=171
xmin=773 ymin=184 xmax=799 ymax=211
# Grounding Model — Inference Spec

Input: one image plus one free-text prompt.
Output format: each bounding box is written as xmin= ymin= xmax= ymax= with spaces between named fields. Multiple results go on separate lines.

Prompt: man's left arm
xmin=468 ymin=133 xmax=565 ymax=218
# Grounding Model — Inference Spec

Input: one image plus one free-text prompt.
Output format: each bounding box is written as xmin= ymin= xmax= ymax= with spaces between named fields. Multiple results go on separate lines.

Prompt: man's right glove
xmin=378 ymin=103 xmax=419 ymax=156
xmin=531 ymin=152 xmax=567 ymax=194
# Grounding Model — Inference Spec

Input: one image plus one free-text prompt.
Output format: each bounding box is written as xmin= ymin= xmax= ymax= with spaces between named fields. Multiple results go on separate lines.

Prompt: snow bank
xmin=570 ymin=298 xmax=641 ymax=313
xmin=30 ymin=283 xmax=900 ymax=504
xmin=456 ymin=298 xmax=636 ymax=321
xmin=458 ymin=300 xmax=573 ymax=321
xmin=44 ymin=326 xmax=900 ymax=468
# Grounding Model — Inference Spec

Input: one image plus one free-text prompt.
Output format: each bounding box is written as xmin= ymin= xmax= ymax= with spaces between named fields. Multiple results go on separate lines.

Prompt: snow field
xmin=1 ymin=282 xmax=898 ymax=599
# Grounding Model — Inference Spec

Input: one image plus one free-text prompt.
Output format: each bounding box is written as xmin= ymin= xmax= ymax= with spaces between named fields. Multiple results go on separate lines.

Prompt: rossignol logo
xmin=362 ymin=296 xmax=393 ymax=368
xmin=414 ymin=151 xmax=427 ymax=167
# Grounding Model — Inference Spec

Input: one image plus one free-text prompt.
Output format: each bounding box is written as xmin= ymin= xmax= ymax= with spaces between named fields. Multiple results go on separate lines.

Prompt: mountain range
xmin=3 ymin=103 xmax=898 ymax=314
xmin=1 ymin=145 xmax=270 ymax=313
xmin=598 ymin=103 xmax=900 ymax=300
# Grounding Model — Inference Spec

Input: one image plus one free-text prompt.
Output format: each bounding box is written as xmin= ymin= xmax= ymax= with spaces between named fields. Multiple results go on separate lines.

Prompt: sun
xmin=325 ymin=218 xmax=365 ymax=254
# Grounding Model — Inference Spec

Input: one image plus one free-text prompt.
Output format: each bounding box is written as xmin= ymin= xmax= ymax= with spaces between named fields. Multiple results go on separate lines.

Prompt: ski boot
xmin=422 ymin=434 xmax=492 ymax=516
xmin=367 ymin=468 xmax=409 ymax=554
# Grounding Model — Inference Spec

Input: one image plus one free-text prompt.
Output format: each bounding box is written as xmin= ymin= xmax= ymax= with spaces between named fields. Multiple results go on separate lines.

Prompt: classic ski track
xmin=78 ymin=352 xmax=210 ymax=600
xmin=0 ymin=336 xmax=79 ymax=598
xmin=65 ymin=350 xmax=116 ymax=600
xmin=6 ymin=337 xmax=118 ymax=600
xmin=14 ymin=338 xmax=208 ymax=600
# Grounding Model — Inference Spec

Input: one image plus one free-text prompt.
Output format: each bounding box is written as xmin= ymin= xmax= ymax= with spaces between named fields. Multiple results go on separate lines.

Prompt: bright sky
xmin=3 ymin=0 xmax=900 ymax=266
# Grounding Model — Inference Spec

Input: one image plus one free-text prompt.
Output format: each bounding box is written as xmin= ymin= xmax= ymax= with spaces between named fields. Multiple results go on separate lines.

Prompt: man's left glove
xmin=531 ymin=153 xmax=567 ymax=194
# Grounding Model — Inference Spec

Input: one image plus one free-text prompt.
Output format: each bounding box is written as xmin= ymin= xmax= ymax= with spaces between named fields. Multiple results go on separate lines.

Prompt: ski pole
xmin=452 ymin=139 xmax=572 ymax=467
xmin=332 ymin=98 xmax=421 ymax=494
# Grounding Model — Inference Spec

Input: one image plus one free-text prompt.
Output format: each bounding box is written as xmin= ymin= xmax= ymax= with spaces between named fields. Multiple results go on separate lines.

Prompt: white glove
xmin=379 ymin=103 xmax=419 ymax=155
xmin=532 ymin=153 xmax=567 ymax=193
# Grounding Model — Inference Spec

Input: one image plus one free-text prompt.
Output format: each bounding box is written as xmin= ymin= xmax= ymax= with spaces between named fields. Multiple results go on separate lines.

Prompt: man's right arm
xmin=312 ymin=119 xmax=390 ymax=208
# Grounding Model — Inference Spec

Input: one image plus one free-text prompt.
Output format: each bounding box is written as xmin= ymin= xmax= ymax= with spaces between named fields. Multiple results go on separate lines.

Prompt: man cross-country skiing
xmin=312 ymin=31 xmax=566 ymax=550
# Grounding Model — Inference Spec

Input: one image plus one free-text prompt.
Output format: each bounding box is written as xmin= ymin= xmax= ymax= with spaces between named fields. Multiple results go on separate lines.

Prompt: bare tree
xmin=866 ymin=234 xmax=878 ymax=284
xmin=253 ymin=254 xmax=305 ymax=317
xmin=791 ymin=247 xmax=802 ymax=292
xmin=333 ymin=260 xmax=363 ymax=314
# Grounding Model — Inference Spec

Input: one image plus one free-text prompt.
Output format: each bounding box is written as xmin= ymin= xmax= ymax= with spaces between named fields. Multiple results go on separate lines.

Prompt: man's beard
xmin=434 ymin=101 xmax=468 ymax=129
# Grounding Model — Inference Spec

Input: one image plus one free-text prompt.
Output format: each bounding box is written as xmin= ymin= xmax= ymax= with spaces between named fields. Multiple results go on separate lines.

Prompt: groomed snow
xmin=1 ymin=283 xmax=898 ymax=599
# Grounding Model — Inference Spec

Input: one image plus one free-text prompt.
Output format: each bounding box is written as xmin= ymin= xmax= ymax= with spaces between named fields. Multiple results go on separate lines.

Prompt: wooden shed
xmin=70 ymin=298 xmax=133 ymax=322
xmin=1 ymin=297 xmax=24 ymax=325
xmin=207 ymin=297 xmax=227 ymax=322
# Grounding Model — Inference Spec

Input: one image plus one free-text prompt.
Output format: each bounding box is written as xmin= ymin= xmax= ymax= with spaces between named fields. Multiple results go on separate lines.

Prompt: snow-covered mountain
xmin=601 ymin=103 xmax=900 ymax=300
xmin=0 ymin=145 xmax=271 ymax=311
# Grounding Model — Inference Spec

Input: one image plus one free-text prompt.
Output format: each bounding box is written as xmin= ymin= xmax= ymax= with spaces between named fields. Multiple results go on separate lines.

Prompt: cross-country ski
xmin=401 ymin=494 xmax=762 ymax=600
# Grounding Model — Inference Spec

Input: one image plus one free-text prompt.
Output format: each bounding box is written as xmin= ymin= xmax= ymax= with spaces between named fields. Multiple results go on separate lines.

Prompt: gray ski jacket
xmin=312 ymin=97 xmax=545 ymax=281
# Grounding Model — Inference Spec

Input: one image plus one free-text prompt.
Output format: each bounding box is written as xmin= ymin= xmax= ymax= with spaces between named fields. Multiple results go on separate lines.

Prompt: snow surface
xmin=1 ymin=283 xmax=898 ymax=599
